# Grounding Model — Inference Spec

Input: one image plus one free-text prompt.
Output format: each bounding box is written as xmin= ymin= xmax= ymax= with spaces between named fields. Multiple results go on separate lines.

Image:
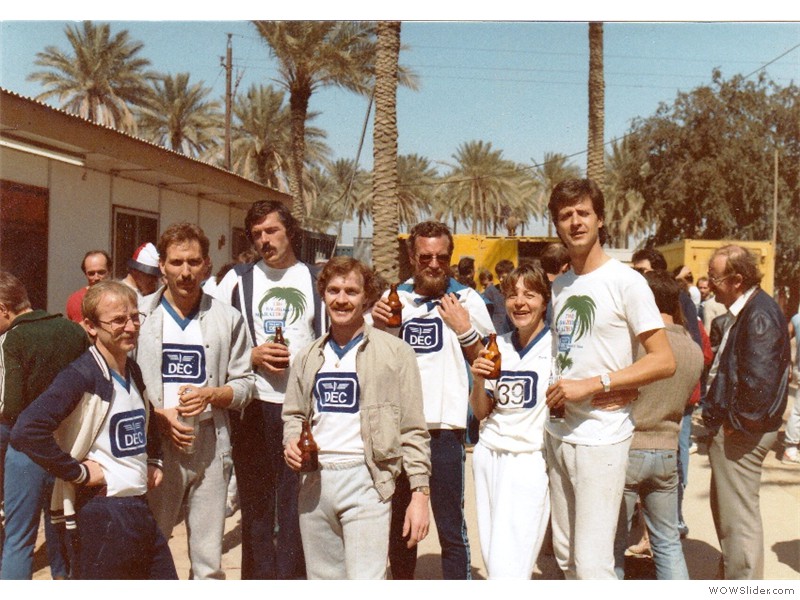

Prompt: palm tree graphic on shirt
xmin=258 ymin=287 xmax=308 ymax=345
xmin=555 ymin=295 xmax=596 ymax=372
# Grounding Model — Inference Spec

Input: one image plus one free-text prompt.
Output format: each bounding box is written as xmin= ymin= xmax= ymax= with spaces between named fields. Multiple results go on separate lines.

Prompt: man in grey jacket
xmin=136 ymin=223 xmax=254 ymax=579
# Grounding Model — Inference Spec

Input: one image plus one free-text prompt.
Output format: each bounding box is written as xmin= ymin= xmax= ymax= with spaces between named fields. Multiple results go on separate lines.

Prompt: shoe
xmin=625 ymin=540 xmax=652 ymax=559
xmin=781 ymin=452 xmax=800 ymax=465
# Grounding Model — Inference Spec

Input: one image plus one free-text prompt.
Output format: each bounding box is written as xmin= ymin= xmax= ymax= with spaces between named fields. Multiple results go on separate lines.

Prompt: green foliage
xmin=619 ymin=71 xmax=800 ymax=290
xmin=136 ymin=72 xmax=223 ymax=157
xmin=28 ymin=21 xmax=157 ymax=133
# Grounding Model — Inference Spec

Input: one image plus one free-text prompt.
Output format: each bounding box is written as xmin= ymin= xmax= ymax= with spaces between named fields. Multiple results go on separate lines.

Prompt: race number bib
xmin=402 ymin=318 xmax=443 ymax=354
xmin=494 ymin=371 xmax=538 ymax=410
xmin=314 ymin=373 xmax=360 ymax=414
xmin=162 ymin=343 xmax=206 ymax=385
xmin=109 ymin=408 xmax=147 ymax=457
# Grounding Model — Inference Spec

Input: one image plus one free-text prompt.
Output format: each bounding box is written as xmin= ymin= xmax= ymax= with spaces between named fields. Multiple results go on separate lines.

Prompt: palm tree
xmin=533 ymin=152 xmax=583 ymax=236
xmin=554 ymin=294 xmax=597 ymax=371
xmin=587 ymin=22 xmax=605 ymax=189
xmin=397 ymin=154 xmax=439 ymax=231
xmin=228 ymin=84 xmax=291 ymax=190
xmin=258 ymin=287 xmax=308 ymax=327
xmin=136 ymin=73 xmax=223 ymax=157
xmin=605 ymin=139 xmax=651 ymax=248
xmin=371 ymin=21 xmax=402 ymax=282
xmin=439 ymin=140 xmax=522 ymax=235
xmin=28 ymin=21 xmax=156 ymax=134
xmin=252 ymin=21 xmax=376 ymax=222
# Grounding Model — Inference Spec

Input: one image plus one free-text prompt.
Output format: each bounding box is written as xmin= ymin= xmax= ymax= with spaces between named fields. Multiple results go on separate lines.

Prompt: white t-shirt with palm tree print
xmin=545 ymin=258 xmax=663 ymax=446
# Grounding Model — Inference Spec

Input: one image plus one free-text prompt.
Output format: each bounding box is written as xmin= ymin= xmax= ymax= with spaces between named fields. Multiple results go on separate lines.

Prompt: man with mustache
xmin=135 ymin=222 xmax=254 ymax=579
xmin=214 ymin=200 xmax=327 ymax=579
xmin=372 ymin=221 xmax=494 ymax=579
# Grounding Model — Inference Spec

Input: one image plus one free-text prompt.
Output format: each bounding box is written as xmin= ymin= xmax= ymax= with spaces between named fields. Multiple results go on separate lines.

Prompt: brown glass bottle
xmin=386 ymin=283 xmax=403 ymax=328
xmin=299 ymin=419 xmax=319 ymax=472
xmin=484 ymin=333 xmax=502 ymax=380
xmin=273 ymin=325 xmax=286 ymax=345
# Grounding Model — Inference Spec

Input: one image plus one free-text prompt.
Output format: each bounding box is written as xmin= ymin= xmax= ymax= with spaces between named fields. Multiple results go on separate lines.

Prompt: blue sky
xmin=1 ymin=8 xmax=799 ymax=240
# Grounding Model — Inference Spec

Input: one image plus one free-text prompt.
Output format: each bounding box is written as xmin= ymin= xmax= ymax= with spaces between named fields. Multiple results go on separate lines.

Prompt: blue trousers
xmin=614 ymin=449 xmax=688 ymax=580
xmin=1 ymin=424 xmax=69 ymax=580
xmin=74 ymin=494 xmax=177 ymax=580
xmin=230 ymin=401 xmax=305 ymax=579
xmin=389 ymin=429 xmax=471 ymax=579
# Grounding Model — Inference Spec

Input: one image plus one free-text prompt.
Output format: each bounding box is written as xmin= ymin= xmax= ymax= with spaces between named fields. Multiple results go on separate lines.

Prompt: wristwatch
xmin=412 ymin=486 xmax=430 ymax=496
xmin=600 ymin=372 xmax=612 ymax=393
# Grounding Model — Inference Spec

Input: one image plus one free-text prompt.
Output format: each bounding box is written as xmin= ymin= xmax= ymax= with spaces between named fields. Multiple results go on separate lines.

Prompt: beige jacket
xmin=282 ymin=322 xmax=431 ymax=501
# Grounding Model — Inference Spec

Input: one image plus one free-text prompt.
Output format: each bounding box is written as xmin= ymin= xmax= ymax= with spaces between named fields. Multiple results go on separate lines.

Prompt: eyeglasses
xmin=708 ymin=274 xmax=731 ymax=286
xmin=416 ymin=253 xmax=451 ymax=265
xmin=96 ymin=313 xmax=144 ymax=331
xmin=85 ymin=270 xmax=108 ymax=277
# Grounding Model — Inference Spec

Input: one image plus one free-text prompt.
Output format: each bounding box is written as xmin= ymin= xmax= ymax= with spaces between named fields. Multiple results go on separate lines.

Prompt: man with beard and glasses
xmin=371 ymin=221 xmax=494 ymax=579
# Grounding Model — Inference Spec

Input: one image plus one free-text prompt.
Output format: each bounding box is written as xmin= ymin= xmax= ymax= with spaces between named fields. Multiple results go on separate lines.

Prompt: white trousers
xmin=298 ymin=461 xmax=391 ymax=579
xmin=545 ymin=433 xmax=631 ymax=580
xmin=472 ymin=443 xmax=550 ymax=579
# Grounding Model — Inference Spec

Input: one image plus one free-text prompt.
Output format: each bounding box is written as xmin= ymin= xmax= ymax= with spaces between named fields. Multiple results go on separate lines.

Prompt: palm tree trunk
xmin=371 ymin=21 xmax=401 ymax=282
xmin=588 ymin=22 xmax=605 ymax=190
xmin=289 ymin=88 xmax=310 ymax=222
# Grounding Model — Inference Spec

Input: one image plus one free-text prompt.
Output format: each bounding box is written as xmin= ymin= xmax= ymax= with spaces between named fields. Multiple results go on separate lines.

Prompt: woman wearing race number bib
xmin=469 ymin=263 xmax=553 ymax=579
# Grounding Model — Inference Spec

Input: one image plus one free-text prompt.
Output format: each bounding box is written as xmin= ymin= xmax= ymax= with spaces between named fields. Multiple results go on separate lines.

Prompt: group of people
xmin=0 ymin=177 xmax=795 ymax=581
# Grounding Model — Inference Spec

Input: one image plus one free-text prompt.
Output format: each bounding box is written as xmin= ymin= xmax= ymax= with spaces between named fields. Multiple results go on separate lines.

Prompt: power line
xmin=742 ymin=42 xmax=800 ymax=79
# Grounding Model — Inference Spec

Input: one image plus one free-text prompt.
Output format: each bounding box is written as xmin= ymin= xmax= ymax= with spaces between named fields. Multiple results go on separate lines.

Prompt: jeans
xmin=784 ymin=368 xmax=800 ymax=448
xmin=298 ymin=461 xmax=391 ymax=579
xmin=676 ymin=405 xmax=694 ymax=528
xmin=1 ymin=432 xmax=70 ymax=580
xmin=74 ymin=494 xmax=177 ymax=580
xmin=147 ymin=419 xmax=232 ymax=579
xmin=614 ymin=449 xmax=689 ymax=579
xmin=389 ymin=429 xmax=471 ymax=579
xmin=230 ymin=401 xmax=304 ymax=579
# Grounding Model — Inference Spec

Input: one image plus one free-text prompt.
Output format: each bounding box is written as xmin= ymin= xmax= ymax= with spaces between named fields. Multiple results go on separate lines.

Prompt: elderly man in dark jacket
xmin=703 ymin=245 xmax=790 ymax=580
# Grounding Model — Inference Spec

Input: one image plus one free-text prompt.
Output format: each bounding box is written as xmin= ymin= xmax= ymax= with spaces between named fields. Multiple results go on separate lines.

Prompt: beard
xmin=413 ymin=269 xmax=449 ymax=298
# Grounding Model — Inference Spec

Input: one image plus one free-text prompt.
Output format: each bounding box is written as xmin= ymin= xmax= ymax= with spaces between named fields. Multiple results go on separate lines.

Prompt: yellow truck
xmin=656 ymin=239 xmax=775 ymax=296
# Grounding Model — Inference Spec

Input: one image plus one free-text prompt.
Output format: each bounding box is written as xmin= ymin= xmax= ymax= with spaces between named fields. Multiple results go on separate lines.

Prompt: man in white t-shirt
xmin=544 ymin=178 xmax=675 ymax=579
xmin=214 ymin=200 xmax=327 ymax=579
xmin=136 ymin=223 xmax=254 ymax=579
xmin=371 ymin=221 xmax=494 ymax=579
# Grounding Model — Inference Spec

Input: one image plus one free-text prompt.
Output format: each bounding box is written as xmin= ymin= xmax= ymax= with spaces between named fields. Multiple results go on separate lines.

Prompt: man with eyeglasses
xmin=372 ymin=220 xmax=494 ymax=579
xmin=703 ymin=244 xmax=790 ymax=579
xmin=10 ymin=280 xmax=177 ymax=579
xmin=66 ymin=250 xmax=111 ymax=323
xmin=135 ymin=222 xmax=254 ymax=579
xmin=0 ymin=271 xmax=89 ymax=579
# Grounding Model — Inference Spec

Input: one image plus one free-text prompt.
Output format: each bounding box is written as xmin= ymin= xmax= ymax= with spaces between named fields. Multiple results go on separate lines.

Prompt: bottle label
xmin=314 ymin=373 xmax=360 ymax=413
xmin=494 ymin=371 xmax=538 ymax=409
xmin=402 ymin=318 xmax=443 ymax=354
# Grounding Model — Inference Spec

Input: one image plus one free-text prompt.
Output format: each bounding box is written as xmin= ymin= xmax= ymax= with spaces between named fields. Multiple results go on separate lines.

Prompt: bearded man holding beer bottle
xmin=282 ymin=257 xmax=431 ymax=579
xmin=371 ymin=221 xmax=494 ymax=580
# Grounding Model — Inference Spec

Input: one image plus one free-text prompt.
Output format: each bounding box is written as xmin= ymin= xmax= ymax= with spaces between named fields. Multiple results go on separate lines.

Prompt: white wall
xmin=1 ymin=145 xmax=244 ymax=313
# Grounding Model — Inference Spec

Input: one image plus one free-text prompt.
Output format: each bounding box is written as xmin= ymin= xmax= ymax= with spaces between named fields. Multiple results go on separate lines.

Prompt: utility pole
xmin=223 ymin=33 xmax=232 ymax=171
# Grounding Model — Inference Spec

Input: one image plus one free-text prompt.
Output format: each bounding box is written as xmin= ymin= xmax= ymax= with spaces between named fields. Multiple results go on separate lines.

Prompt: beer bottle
xmin=484 ymin=333 xmax=502 ymax=380
xmin=299 ymin=419 xmax=319 ymax=472
xmin=549 ymin=356 xmax=565 ymax=421
xmin=386 ymin=283 xmax=403 ymax=328
xmin=272 ymin=325 xmax=290 ymax=369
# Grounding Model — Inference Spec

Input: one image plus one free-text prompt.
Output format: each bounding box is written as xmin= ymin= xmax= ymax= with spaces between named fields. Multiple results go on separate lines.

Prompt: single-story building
xmin=1 ymin=87 xmax=291 ymax=313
